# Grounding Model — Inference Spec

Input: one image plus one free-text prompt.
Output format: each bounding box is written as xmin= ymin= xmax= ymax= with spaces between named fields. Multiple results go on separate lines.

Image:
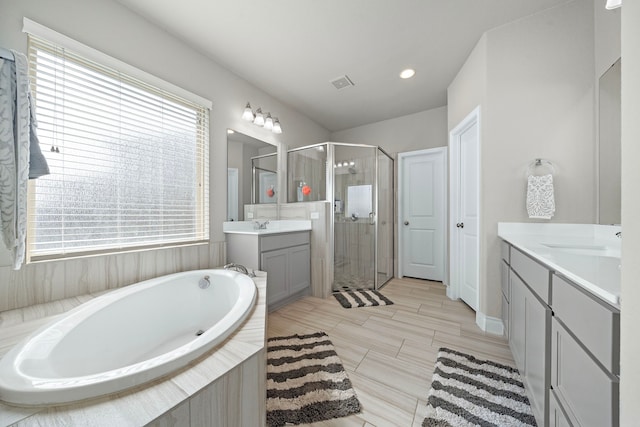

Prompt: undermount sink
xmin=541 ymin=243 xmax=620 ymax=258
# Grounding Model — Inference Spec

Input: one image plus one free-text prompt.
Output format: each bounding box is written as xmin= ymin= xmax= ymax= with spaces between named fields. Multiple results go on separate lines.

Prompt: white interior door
xmin=450 ymin=108 xmax=480 ymax=311
xmin=399 ymin=148 xmax=446 ymax=281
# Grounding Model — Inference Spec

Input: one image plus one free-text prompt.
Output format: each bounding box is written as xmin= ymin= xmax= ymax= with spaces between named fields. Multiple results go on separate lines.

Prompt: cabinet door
xmin=510 ymin=272 xmax=526 ymax=371
xmin=524 ymin=285 xmax=550 ymax=427
xmin=288 ymin=245 xmax=310 ymax=294
xmin=551 ymin=318 xmax=617 ymax=427
xmin=261 ymin=248 xmax=289 ymax=305
xmin=510 ymin=271 xmax=550 ymax=427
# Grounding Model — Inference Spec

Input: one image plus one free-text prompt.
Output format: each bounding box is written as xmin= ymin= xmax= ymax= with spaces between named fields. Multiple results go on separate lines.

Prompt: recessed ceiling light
xmin=400 ymin=69 xmax=416 ymax=79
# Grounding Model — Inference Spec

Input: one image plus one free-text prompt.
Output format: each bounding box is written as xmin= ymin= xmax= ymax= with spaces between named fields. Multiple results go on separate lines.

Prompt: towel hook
xmin=527 ymin=158 xmax=555 ymax=176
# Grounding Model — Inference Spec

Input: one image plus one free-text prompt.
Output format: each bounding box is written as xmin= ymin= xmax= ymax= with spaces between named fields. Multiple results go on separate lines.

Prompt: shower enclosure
xmin=287 ymin=143 xmax=394 ymax=292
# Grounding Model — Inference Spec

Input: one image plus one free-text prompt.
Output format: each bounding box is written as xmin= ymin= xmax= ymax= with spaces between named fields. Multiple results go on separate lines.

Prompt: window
xmin=26 ymin=35 xmax=209 ymax=260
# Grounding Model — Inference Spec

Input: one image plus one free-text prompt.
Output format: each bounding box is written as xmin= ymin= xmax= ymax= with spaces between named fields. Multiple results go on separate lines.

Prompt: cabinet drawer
xmin=501 ymin=240 xmax=510 ymax=264
xmin=552 ymin=274 xmax=620 ymax=375
xmin=501 ymin=260 xmax=510 ymax=301
xmin=551 ymin=318 xmax=618 ymax=427
xmin=511 ymin=247 xmax=550 ymax=303
xmin=260 ymin=231 xmax=310 ymax=252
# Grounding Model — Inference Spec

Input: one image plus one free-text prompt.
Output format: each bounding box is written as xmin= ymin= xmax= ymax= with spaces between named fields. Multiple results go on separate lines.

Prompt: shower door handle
xmin=369 ymin=212 xmax=375 ymax=225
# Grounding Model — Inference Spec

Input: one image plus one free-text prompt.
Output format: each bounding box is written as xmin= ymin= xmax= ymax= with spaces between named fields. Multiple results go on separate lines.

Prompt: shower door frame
xmin=327 ymin=142 xmax=394 ymax=292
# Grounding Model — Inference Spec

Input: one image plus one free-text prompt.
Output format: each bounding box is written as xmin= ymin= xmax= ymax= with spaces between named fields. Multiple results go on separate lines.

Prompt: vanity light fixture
xmin=253 ymin=108 xmax=265 ymax=126
xmin=242 ymin=103 xmax=254 ymax=121
xmin=272 ymin=118 xmax=282 ymax=134
xmin=264 ymin=113 xmax=274 ymax=131
xmin=605 ymin=0 xmax=621 ymax=9
xmin=241 ymin=103 xmax=283 ymax=133
xmin=399 ymin=68 xmax=416 ymax=79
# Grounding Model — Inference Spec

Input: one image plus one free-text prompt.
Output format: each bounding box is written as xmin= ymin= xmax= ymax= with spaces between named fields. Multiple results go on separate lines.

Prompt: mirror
xmin=227 ymin=130 xmax=277 ymax=221
xmin=598 ymin=58 xmax=621 ymax=225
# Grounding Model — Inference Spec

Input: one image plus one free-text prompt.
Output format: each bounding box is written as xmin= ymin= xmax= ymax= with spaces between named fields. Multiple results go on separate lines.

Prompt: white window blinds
xmin=27 ymin=35 xmax=210 ymax=260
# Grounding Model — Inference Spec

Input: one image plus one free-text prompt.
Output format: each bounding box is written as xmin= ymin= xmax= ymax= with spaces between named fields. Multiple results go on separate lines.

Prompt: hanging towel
xmin=0 ymin=50 xmax=48 ymax=269
xmin=526 ymin=174 xmax=555 ymax=219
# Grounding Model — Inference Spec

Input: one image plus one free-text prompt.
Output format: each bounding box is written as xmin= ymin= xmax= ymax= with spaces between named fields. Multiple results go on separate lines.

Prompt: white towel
xmin=0 ymin=51 xmax=32 ymax=269
xmin=526 ymin=174 xmax=555 ymax=219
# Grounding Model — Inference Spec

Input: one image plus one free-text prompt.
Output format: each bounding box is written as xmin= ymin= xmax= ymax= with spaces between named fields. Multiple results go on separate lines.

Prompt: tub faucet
xmin=224 ymin=263 xmax=255 ymax=277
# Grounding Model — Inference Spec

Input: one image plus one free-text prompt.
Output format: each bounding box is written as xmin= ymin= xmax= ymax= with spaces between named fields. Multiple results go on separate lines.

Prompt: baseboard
xmin=476 ymin=311 xmax=505 ymax=336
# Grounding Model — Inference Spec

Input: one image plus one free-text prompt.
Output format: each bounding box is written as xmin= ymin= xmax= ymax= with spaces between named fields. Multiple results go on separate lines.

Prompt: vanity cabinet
xmin=502 ymin=241 xmax=620 ymax=427
xmin=508 ymin=248 xmax=551 ymax=427
xmin=500 ymin=242 xmax=510 ymax=339
xmin=550 ymin=274 xmax=620 ymax=427
xmin=227 ymin=231 xmax=311 ymax=310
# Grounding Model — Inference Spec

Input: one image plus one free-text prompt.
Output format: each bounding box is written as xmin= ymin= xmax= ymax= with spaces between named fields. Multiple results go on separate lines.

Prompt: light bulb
xmin=264 ymin=113 xmax=274 ymax=131
xmin=272 ymin=118 xmax=282 ymax=134
xmin=242 ymin=102 xmax=254 ymax=121
xmin=399 ymin=69 xmax=416 ymax=79
xmin=253 ymin=108 xmax=265 ymax=126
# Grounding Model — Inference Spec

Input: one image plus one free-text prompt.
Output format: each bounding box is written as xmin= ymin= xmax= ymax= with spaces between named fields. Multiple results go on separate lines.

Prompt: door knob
xmin=404 ymin=221 xmax=409 ymax=226
xmin=456 ymin=222 xmax=464 ymax=228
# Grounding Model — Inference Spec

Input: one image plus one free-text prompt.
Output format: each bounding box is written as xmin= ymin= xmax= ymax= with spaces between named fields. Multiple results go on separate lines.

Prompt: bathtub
xmin=0 ymin=269 xmax=257 ymax=407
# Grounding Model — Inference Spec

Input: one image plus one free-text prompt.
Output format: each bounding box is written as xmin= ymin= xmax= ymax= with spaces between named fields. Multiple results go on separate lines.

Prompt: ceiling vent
xmin=331 ymin=75 xmax=355 ymax=90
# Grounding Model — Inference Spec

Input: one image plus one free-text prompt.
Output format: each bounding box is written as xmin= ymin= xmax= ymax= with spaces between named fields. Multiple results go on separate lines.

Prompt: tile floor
xmin=267 ymin=277 xmax=515 ymax=427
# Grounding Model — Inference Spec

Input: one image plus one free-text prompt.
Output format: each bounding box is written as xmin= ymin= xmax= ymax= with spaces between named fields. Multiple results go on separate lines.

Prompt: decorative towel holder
xmin=526 ymin=158 xmax=555 ymax=176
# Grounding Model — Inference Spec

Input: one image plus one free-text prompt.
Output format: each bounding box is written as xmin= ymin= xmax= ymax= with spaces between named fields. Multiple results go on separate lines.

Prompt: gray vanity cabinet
xmin=509 ymin=266 xmax=551 ymax=427
xmin=550 ymin=274 xmax=620 ymax=427
xmin=501 ymin=240 xmax=621 ymax=427
xmin=227 ymin=231 xmax=311 ymax=310
xmin=506 ymin=246 xmax=551 ymax=427
xmin=500 ymin=241 xmax=510 ymax=339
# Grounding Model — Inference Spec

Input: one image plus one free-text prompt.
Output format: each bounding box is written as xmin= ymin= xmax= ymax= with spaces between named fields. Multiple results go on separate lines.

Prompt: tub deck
xmin=0 ymin=272 xmax=267 ymax=427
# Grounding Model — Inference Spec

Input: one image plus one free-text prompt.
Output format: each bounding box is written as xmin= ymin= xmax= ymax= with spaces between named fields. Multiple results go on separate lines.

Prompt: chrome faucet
xmin=253 ymin=220 xmax=270 ymax=230
xmin=224 ymin=263 xmax=255 ymax=277
xmin=616 ymin=231 xmax=622 ymax=238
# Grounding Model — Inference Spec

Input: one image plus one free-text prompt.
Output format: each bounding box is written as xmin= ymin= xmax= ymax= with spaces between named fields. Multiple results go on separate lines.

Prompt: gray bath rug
xmin=266 ymin=332 xmax=361 ymax=426
xmin=423 ymin=347 xmax=537 ymax=427
xmin=333 ymin=289 xmax=394 ymax=308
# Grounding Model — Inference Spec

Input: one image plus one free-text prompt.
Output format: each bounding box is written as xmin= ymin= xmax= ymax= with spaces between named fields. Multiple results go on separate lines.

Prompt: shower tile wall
xmin=0 ymin=242 xmax=222 ymax=312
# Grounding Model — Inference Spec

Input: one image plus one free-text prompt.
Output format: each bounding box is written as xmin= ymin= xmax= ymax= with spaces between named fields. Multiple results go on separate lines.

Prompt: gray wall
xmin=620 ymin=1 xmax=640 ymax=424
xmin=330 ymin=106 xmax=448 ymax=155
xmin=448 ymin=0 xmax=595 ymax=319
xmin=0 ymin=0 xmax=329 ymax=310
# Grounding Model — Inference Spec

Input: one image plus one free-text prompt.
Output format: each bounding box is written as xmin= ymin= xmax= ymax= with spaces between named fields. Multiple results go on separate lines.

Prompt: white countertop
xmin=498 ymin=223 xmax=621 ymax=308
xmin=223 ymin=220 xmax=312 ymax=235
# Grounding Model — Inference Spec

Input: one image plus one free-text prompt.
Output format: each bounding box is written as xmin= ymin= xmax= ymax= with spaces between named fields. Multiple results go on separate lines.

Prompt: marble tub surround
xmin=0 ymin=272 xmax=267 ymax=427
xmin=498 ymin=222 xmax=621 ymax=306
xmin=0 ymin=242 xmax=225 ymax=313
xmin=223 ymin=219 xmax=311 ymax=234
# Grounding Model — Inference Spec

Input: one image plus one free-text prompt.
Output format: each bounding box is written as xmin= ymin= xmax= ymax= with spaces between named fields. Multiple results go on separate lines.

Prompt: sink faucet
xmin=253 ymin=220 xmax=270 ymax=230
xmin=224 ymin=263 xmax=255 ymax=277
xmin=616 ymin=231 xmax=622 ymax=238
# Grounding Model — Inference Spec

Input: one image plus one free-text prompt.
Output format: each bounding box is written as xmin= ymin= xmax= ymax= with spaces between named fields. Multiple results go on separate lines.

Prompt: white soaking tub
xmin=0 ymin=269 xmax=257 ymax=406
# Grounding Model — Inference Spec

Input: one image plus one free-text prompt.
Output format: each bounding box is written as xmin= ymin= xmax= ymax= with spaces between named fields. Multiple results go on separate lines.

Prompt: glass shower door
xmin=333 ymin=145 xmax=376 ymax=291
xmin=377 ymin=149 xmax=394 ymax=287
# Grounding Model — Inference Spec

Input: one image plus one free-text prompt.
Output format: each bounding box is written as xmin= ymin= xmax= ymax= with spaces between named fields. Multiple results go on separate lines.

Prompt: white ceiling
xmin=116 ymin=0 xmax=567 ymax=132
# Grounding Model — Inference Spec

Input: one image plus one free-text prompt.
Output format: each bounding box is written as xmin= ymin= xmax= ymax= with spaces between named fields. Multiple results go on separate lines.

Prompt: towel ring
xmin=527 ymin=158 xmax=555 ymax=176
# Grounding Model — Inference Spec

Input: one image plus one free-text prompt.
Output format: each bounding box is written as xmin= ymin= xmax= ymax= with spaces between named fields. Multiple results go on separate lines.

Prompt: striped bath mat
xmin=423 ymin=348 xmax=537 ymax=427
xmin=266 ymin=332 xmax=361 ymax=426
xmin=333 ymin=289 xmax=394 ymax=308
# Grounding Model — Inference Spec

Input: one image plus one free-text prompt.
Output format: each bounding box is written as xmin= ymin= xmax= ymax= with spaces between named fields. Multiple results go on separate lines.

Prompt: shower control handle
xmin=404 ymin=221 xmax=409 ymax=226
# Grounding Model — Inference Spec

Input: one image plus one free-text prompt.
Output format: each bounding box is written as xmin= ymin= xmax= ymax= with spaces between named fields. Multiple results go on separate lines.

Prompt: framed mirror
xmin=598 ymin=58 xmax=621 ymax=225
xmin=227 ymin=130 xmax=277 ymax=221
